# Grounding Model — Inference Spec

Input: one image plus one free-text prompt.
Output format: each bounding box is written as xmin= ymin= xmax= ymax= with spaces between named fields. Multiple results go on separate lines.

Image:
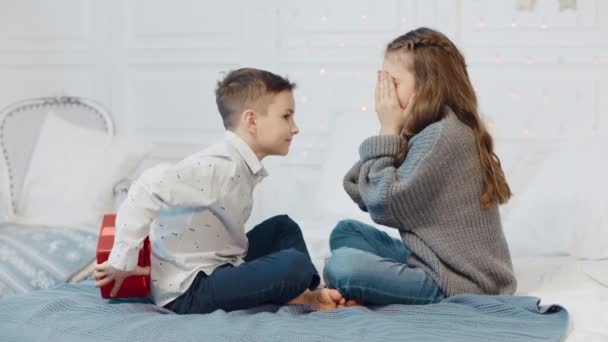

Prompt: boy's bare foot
xmin=288 ymin=289 xmax=344 ymax=311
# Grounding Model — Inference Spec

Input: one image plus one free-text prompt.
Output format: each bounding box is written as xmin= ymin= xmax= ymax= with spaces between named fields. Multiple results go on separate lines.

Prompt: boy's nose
xmin=292 ymin=125 xmax=300 ymax=135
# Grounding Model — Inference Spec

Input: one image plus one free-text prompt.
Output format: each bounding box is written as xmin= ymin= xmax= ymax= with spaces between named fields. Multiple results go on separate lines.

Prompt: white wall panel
xmin=126 ymin=66 xmax=228 ymax=143
xmin=0 ymin=0 xmax=90 ymax=51
xmin=0 ymin=0 xmax=606 ymax=222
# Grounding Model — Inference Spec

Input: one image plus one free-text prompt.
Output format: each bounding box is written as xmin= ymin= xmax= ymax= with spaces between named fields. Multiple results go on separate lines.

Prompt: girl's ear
xmin=243 ymin=109 xmax=257 ymax=134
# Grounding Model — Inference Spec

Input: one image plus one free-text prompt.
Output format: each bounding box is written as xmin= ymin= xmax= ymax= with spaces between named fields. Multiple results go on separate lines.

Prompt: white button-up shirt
xmin=108 ymin=131 xmax=268 ymax=306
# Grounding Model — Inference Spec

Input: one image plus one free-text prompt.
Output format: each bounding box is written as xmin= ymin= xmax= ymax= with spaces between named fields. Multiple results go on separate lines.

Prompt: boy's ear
xmin=243 ymin=109 xmax=257 ymax=134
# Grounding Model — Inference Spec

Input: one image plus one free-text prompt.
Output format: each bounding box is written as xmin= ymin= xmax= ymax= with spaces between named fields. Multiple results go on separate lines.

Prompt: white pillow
xmin=16 ymin=112 xmax=150 ymax=230
xmin=502 ymin=137 xmax=608 ymax=259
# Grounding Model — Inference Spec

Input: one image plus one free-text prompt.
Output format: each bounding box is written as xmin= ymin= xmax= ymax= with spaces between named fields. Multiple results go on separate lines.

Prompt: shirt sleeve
xmin=107 ymin=156 xmax=233 ymax=271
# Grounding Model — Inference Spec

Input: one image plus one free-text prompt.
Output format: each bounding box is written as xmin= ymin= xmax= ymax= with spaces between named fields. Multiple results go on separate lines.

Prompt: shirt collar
xmin=224 ymin=131 xmax=268 ymax=178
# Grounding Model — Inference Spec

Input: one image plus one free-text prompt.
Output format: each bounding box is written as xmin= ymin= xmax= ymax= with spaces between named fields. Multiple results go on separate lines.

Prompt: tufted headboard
xmin=0 ymin=96 xmax=114 ymax=216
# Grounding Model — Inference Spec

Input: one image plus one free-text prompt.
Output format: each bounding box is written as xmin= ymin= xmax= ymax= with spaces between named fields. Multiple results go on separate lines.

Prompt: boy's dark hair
xmin=215 ymin=68 xmax=296 ymax=129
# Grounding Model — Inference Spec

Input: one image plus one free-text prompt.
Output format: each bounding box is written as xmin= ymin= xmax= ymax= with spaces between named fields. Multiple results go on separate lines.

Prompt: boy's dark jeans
xmin=164 ymin=215 xmax=320 ymax=314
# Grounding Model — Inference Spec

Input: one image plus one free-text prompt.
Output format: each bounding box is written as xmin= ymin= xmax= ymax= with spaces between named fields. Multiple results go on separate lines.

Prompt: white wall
xmin=1 ymin=0 xmax=606 ymax=224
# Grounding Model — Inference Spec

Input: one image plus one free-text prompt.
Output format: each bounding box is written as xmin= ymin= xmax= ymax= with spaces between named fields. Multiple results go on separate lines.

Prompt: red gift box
xmin=96 ymin=214 xmax=151 ymax=299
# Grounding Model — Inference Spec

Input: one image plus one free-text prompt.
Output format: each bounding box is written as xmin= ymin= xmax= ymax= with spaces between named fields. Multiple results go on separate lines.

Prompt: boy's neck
xmin=229 ymin=129 xmax=266 ymax=161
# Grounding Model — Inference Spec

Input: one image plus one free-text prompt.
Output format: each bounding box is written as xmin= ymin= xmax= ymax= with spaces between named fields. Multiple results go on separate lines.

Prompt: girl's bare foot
xmin=288 ymin=289 xmax=344 ymax=311
xmin=312 ymin=288 xmax=344 ymax=311
xmin=345 ymin=299 xmax=363 ymax=307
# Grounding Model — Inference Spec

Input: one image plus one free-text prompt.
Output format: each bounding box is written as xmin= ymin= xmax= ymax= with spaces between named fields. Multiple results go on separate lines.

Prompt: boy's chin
xmin=272 ymin=147 xmax=290 ymax=156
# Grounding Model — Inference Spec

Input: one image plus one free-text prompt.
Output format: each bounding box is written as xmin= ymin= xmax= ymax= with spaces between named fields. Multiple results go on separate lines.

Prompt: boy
xmin=94 ymin=68 xmax=344 ymax=313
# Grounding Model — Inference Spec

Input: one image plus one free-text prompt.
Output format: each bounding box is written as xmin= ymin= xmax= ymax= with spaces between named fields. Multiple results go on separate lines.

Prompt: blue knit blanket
xmin=0 ymin=281 xmax=568 ymax=342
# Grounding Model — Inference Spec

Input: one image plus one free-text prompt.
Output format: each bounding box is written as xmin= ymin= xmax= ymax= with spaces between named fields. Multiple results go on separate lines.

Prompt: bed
xmin=0 ymin=96 xmax=149 ymax=297
xmin=299 ymin=218 xmax=608 ymax=342
xmin=0 ymin=98 xmax=600 ymax=341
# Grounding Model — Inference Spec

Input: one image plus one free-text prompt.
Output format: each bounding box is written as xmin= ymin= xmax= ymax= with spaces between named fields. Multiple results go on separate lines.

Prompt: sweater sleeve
xmin=343 ymin=161 xmax=368 ymax=212
xmin=356 ymin=125 xmax=442 ymax=229
xmin=355 ymin=135 xmax=402 ymax=227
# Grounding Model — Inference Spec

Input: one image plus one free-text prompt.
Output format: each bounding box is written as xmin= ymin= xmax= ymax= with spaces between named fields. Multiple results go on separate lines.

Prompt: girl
xmin=323 ymin=27 xmax=517 ymax=306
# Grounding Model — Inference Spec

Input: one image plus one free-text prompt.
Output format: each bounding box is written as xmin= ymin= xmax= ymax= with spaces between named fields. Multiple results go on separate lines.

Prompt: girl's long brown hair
xmin=387 ymin=27 xmax=511 ymax=207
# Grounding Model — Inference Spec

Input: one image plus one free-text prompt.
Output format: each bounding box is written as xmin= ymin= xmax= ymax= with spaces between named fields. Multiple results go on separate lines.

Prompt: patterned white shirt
xmin=107 ymin=131 xmax=268 ymax=306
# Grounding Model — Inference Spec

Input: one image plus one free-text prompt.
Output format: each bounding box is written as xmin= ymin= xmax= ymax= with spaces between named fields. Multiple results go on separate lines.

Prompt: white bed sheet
xmin=514 ymin=256 xmax=608 ymax=341
xmin=294 ymin=217 xmax=608 ymax=342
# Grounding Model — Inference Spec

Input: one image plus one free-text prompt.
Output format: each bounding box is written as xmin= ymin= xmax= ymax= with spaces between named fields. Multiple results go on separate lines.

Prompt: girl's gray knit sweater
xmin=343 ymin=109 xmax=517 ymax=296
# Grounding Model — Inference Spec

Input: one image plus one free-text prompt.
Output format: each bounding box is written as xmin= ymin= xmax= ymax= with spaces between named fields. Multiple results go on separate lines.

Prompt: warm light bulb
xmin=361 ymin=106 xmax=368 ymax=112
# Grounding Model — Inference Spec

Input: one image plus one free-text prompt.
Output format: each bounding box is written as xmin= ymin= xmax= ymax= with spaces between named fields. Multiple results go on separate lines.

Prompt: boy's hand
xmin=94 ymin=261 xmax=150 ymax=297
xmin=375 ymin=70 xmax=415 ymax=135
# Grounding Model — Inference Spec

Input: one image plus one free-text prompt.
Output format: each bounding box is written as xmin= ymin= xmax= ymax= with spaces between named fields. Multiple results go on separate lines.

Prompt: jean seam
xmin=340 ymin=283 xmax=443 ymax=304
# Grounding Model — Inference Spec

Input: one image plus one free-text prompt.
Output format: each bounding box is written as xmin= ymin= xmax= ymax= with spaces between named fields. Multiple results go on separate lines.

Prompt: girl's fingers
xmin=387 ymin=74 xmax=396 ymax=100
xmin=376 ymin=71 xmax=383 ymax=102
xmin=406 ymin=93 xmax=417 ymax=111
xmin=382 ymin=73 xmax=401 ymax=110
xmin=380 ymin=72 xmax=388 ymax=99
xmin=375 ymin=71 xmax=380 ymax=104
xmin=403 ymin=93 xmax=416 ymax=121
xmin=384 ymin=72 xmax=391 ymax=99
xmin=409 ymin=92 xmax=416 ymax=103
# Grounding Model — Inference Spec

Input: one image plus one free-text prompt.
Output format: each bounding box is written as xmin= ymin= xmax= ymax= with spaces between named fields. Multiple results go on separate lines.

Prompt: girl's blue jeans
xmin=324 ymin=219 xmax=445 ymax=305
